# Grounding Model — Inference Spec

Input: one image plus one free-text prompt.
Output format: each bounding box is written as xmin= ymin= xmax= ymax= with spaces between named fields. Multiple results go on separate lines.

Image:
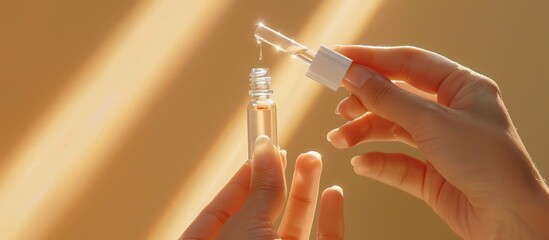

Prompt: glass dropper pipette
xmin=254 ymin=23 xmax=316 ymax=64
xmin=254 ymin=23 xmax=437 ymax=100
xmin=254 ymin=23 xmax=353 ymax=91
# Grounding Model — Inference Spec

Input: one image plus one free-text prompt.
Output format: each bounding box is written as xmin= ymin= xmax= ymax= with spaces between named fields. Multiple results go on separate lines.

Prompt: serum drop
xmin=247 ymin=68 xmax=278 ymax=160
xmin=257 ymin=40 xmax=263 ymax=61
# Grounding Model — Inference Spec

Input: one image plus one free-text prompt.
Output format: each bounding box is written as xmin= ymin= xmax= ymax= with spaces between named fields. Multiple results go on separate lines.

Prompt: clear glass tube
xmin=255 ymin=23 xmax=439 ymax=101
xmin=255 ymin=23 xmax=316 ymax=64
xmin=247 ymin=68 xmax=278 ymax=160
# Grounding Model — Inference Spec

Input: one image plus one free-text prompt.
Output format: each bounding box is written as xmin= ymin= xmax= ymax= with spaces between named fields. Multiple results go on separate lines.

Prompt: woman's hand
xmin=327 ymin=46 xmax=549 ymax=239
xmin=181 ymin=136 xmax=344 ymax=240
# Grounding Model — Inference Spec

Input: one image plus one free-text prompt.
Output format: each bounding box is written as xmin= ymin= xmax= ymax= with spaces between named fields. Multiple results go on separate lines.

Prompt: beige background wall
xmin=0 ymin=0 xmax=547 ymax=239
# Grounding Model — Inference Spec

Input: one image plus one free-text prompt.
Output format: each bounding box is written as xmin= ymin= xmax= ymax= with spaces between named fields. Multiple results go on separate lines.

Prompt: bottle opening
xmin=250 ymin=68 xmax=269 ymax=78
xmin=249 ymin=68 xmax=272 ymax=96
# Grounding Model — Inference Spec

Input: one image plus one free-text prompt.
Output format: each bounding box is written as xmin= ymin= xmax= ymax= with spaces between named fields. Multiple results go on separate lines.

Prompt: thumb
xmin=243 ymin=135 xmax=286 ymax=222
xmin=342 ymin=64 xmax=441 ymax=129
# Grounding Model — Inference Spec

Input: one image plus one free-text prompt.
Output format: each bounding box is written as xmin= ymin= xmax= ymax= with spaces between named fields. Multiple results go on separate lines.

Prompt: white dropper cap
xmin=306 ymin=45 xmax=352 ymax=91
xmin=255 ymin=23 xmax=352 ymax=91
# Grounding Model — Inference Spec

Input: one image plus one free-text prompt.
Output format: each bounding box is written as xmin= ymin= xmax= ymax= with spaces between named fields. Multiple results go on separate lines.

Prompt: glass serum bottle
xmin=247 ymin=68 xmax=278 ymax=160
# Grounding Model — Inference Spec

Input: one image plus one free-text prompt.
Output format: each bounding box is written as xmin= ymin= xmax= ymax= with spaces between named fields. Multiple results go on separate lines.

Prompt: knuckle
xmin=369 ymin=82 xmax=398 ymax=110
xmin=250 ymin=180 xmax=282 ymax=195
xmin=393 ymin=154 xmax=410 ymax=187
xmin=203 ymin=208 xmax=231 ymax=225
xmin=438 ymin=67 xmax=467 ymax=102
xmin=463 ymin=68 xmax=501 ymax=95
xmin=478 ymin=77 xmax=501 ymax=96
xmin=289 ymin=192 xmax=316 ymax=205
xmin=441 ymin=66 xmax=502 ymax=106
xmin=361 ymin=152 xmax=385 ymax=178
xmin=416 ymin=102 xmax=449 ymax=126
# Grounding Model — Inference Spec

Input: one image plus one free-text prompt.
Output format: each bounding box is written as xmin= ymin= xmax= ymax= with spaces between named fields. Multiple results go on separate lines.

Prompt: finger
xmin=342 ymin=62 xmax=452 ymax=130
xmin=181 ymin=163 xmax=251 ymax=239
xmin=393 ymin=80 xmax=437 ymax=102
xmin=351 ymin=152 xmax=426 ymax=199
xmin=278 ymin=151 xmax=323 ymax=240
xmin=336 ymin=45 xmax=460 ymax=94
xmin=336 ymin=85 xmax=435 ymax=122
xmin=242 ymin=135 xmax=286 ymax=222
xmin=317 ymin=186 xmax=344 ymax=240
xmin=280 ymin=149 xmax=287 ymax=170
xmin=336 ymin=94 xmax=367 ymax=120
xmin=327 ymin=112 xmax=416 ymax=148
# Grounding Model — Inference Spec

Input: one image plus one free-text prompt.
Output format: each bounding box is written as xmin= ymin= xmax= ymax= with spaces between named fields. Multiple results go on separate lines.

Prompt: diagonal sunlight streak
xmin=148 ymin=1 xmax=384 ymax=239
xmin=0 ymin=0 xmax=230 ymax=239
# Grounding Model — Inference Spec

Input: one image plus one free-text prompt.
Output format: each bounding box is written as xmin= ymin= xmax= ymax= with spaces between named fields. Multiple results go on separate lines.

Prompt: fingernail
xmin=253 ymin=135 xmax=276 ymax=170
xmin=344 ymin=65 xmax=373 ymax=88
xmin=351 ymin=155 xmax=373 ymax=176
xmin=335 ymin=99 xmax=344 ymax=115
xmin=305 ymin=151 xmax=322 ymax=160
xmin=330 ymin=185 xmax=343 ymax=195
xmin=351 ymin=156 xmax=366 ymax=175
xmin=350 ymin=156 xmax=360 ymax=166
xmin=327 ymin=129 xmax=348 ymax=148
xmin=279 ymin=149 xmax=287 ymax=158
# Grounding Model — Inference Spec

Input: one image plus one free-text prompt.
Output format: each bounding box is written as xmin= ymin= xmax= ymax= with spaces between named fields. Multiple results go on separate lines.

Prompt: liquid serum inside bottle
xmin=247 ymin=68 xmax=278 ymax=160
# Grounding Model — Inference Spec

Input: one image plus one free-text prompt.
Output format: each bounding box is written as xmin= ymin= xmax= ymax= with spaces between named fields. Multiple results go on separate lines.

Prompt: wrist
xmin=523 ymin=191 xmax=549 ymax=239
xmin=506 ymin=188 xmax=549 ymax=239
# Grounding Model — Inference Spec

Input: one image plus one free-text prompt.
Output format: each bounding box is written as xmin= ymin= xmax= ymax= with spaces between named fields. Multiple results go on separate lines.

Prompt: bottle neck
xmin=249 ymin=68 xmax=272 ymax=100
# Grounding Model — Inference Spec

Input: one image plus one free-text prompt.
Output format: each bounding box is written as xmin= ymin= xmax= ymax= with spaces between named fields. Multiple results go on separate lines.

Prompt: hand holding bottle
xmin=327 ymin=46 xmax=549 ymax=239
xmin=181 ymin=136 xmax=344 ymax=240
